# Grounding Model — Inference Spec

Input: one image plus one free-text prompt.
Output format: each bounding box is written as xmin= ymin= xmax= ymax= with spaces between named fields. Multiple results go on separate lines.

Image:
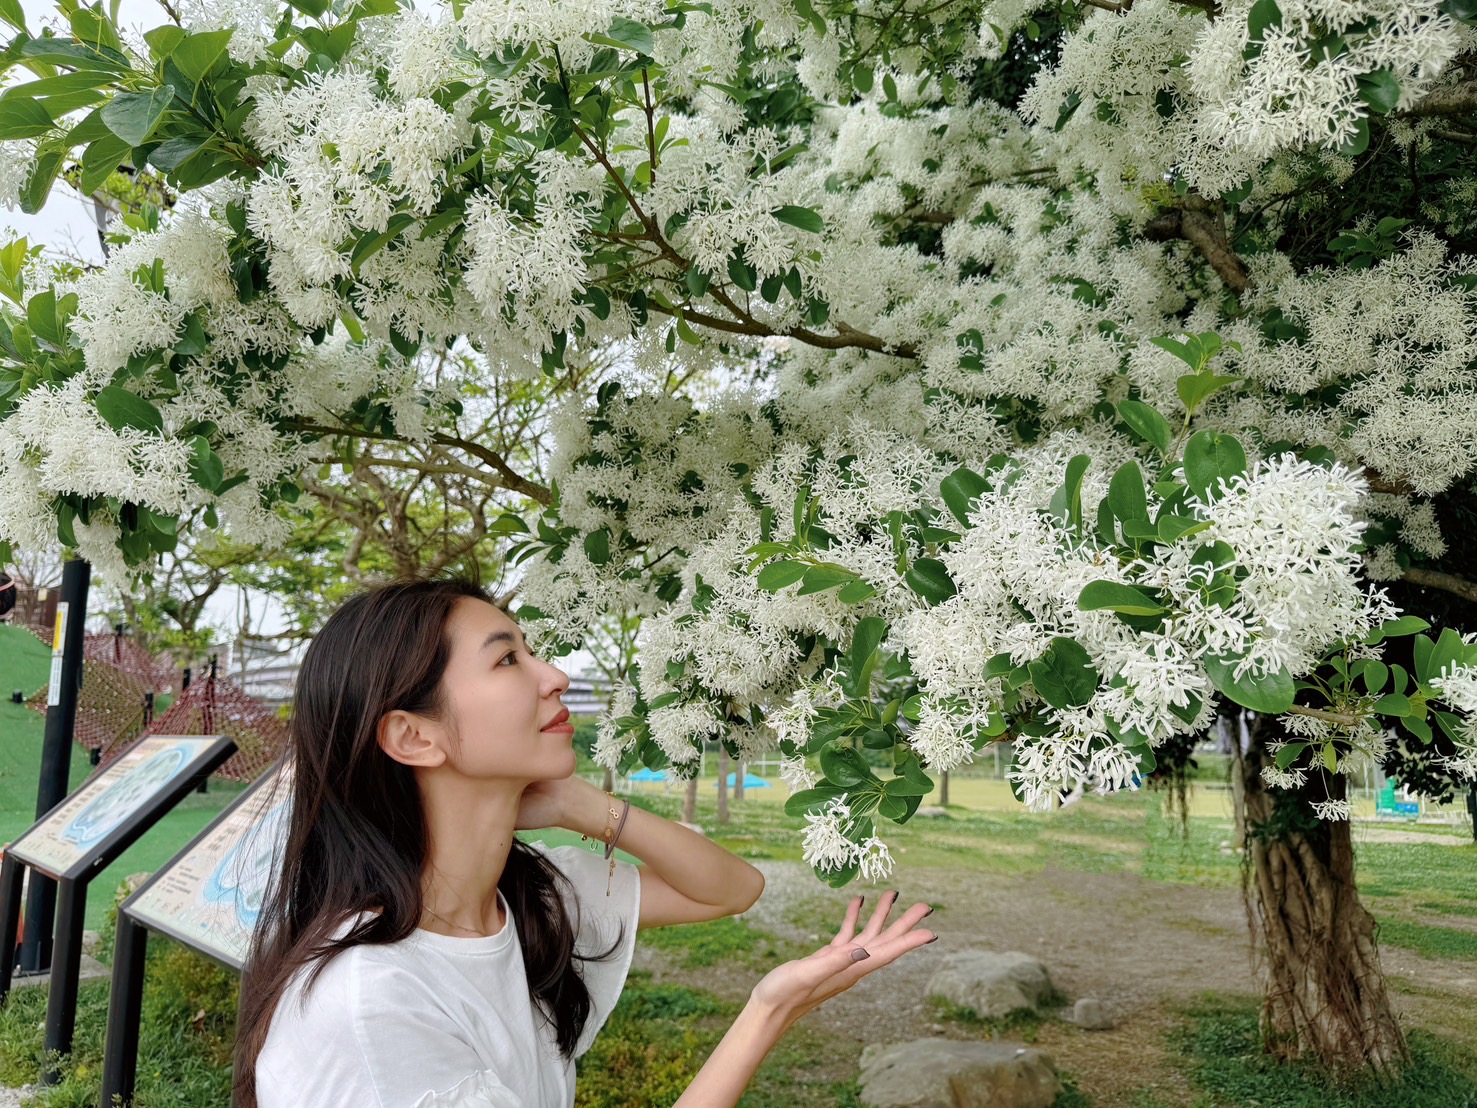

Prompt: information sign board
xmin=123 ymin=761 xmax=291 ymax=970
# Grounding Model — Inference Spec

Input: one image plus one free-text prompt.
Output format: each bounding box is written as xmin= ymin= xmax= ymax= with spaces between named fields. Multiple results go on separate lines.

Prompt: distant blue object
xmin=715 ymin=772 xmax=770 ymax=788
xmin=628 ymin=768 xmax=668 ymax=782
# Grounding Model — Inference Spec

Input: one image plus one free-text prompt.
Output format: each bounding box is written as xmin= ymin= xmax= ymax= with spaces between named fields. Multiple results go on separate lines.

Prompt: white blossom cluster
xmin=801 ymin=798 xmax=895 ymax=883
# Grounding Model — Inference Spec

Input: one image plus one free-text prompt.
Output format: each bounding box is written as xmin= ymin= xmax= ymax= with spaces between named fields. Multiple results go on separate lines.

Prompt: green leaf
xmin=726 ymin=254 xmax=757 ymax=292
xmin=1077 ymin=580 xmax=1166 ymax=617
xmin=0 ymin=0 xmax=24 ymax=31
xmin=1274 ymin=742 xmax=1307 ymax=770
xmin=820 ymin=744 xmax=873 ymax=788
xmin=187 ymin=435 xmax=223 ymax=491
xmin=1149 ymin=334 xmax=1197 ymax=369
xmin=772 ymin=205 xmax=825 ymax=234
xmin=1361 ymin=660 xmax=1388 ymax=695
xmin=837 ymin=579 xmax=877 ymax=604
xmin=1247 ymin=0 xmax=1282 ymax=42
xmin=102 ymin=87 xmax=174 ymax=147
xmin=1413 ymin=633 xmax=1434 ymax=683
xmin=25 ymin=288 xmax=58 ymax=346
xmin=171 ymin=28 xmax=233 ymax=83
xmin=1371 ymin=692 xmax=1411 ymax=717
xmin=1061 ymin=453 xmax=1090 ymax=534
xmin=1369 ymin=614 xmax=1430 ymax=643
xmin=1107 ymin=460 xmax=1148 ymax=524
xmin=796 ymin=563 xmax=855 ymax=595
xmin=940 ymin=466 xmax=989 ymax=527
xmin=1355 ymin=68 xmax=1401 ymax=115
xmin=148 ymin=134 xmax=207 ymax=173
xmin=583 ymin=528 xmax=611 ymax=565
xmin=144 ymin=24 xmax=186 ymax=61
xmin=1117 ymin=399 xmax=1171 ymax=454
xmin=842 ymin=616 xmax=887 ymax=698
xmin=1176 ymin=371 xmax=1241 ymax=414
xmin=784 ymin=785 xmax=846 ymax=816
xmin=95 ymin=385 xmax=164 ymax=435
xmin=883 ymin=776 xmax=931 ymax=797
xmin=1204 ymin=653 xmax=1294 ymax=713
xmin=1182 ymin=430 xmax=1246 ymax=502
xmin=1027 ymin=637 xmax=1098 ymax=710
xmin=19 ymin=143 xmax=64 ymax=214
xmin=1338 ymin=116 xmax=1370 ymax=157
xmin=79 ymin=133 xmax=132 ymax=195
xmin=1428 ymin=626 xmax=1465 ymax=683
xmin=592 ymin=16 xmax=654 ymax=54
xmin=0 ymin=97 xmax=54 ymax=140
xmin=904 ymin=558 xmax=957 ymax=605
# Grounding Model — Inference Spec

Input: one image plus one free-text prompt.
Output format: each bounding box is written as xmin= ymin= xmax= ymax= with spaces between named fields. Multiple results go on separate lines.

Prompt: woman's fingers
xmin=827 ymin=895 xmax=866 ymax=947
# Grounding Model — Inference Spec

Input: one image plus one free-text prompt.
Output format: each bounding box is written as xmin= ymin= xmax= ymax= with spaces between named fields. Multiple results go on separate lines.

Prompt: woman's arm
xmin=521 ymin=776 xmax=765 ymax=927
xmin=675 ymin=893 xmax=935 ymax=1107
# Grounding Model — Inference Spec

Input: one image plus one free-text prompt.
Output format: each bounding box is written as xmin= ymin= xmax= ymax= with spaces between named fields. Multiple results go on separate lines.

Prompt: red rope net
xmin=26 ymin=632 xmax=177 ymax=758
xmin=137 ymin=672 xmax=289 ymax=782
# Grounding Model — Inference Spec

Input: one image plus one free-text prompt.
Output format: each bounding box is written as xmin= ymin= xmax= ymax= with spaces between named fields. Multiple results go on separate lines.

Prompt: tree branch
xmin=1144 ymin=194 xmax=1250 ymax=293
xmin=1400 ymin=566 xmax=1477 ymax=605
xmin=282 ymin=421 xmax=552 ymax=505
xmin=1400 ymin=79 xmax=1477 ymax=119
xmin=1287 ymin=705 xmax=1365 ymax=728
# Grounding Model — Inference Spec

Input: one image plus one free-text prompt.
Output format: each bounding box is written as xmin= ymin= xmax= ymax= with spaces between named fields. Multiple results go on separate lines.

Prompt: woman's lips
xmin=541 ymin=708 xmax=573 ymax=734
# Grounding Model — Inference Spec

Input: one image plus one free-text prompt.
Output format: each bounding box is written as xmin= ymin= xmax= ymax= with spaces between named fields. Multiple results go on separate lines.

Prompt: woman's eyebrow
xmin=480 ymin=630 xmax=519 ymax=651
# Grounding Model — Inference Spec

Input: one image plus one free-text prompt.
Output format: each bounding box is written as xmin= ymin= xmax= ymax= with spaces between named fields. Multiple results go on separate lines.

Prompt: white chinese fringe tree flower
xmin=2 ymin=0 xmax=1476 ymax=886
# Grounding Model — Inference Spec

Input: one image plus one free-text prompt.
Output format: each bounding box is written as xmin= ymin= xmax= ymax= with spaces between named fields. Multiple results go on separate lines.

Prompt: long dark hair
xmin=235 ymin=577 xmax=606 ymax=1106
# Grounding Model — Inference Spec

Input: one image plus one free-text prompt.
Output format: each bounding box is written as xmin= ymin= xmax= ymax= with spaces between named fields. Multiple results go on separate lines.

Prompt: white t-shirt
xmin=255 ymin=843 xmax=641 ymax=1107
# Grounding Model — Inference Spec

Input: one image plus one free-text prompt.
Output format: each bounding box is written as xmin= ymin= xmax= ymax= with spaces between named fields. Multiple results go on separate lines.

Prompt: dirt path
xmin=635 ymin=860 xmax=1476 ymax=1106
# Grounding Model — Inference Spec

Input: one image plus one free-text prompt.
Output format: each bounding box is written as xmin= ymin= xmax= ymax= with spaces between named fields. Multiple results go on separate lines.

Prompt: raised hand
xmin=751 ymin=891 xmax=935 ymax=1026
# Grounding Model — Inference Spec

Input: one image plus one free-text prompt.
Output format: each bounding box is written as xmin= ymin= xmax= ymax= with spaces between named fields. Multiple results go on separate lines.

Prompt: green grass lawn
xmin=0 ymin=624 xmax=242 ymax=932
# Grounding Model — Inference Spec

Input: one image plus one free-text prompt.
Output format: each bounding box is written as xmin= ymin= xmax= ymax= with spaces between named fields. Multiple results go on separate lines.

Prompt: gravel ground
xmin=0 ymin=1085 xmax=35 ymax=1107
xmin=636 ymin=859 xmax=1477 ymax=1107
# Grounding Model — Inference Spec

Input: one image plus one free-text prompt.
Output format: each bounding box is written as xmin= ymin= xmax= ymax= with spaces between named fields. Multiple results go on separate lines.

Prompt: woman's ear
xmin=378 ymin=710 xmax=448 ymax=769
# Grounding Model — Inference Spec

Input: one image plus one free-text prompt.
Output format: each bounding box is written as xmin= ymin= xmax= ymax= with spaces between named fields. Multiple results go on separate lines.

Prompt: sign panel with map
xmin=123 ymin=761 xmax=291 ymax=969
xmin=7 ymin=736 xmax=236 ymax=880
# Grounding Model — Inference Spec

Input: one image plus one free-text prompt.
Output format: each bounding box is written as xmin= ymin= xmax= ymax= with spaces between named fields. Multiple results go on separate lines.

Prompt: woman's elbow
xmin=731 ymin=861 xmax=765 ymax=915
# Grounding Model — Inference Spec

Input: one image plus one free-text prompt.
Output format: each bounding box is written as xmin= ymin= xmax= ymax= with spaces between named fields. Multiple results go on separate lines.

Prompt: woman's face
xmin=433 ymin=598 xmax=576 ymax=783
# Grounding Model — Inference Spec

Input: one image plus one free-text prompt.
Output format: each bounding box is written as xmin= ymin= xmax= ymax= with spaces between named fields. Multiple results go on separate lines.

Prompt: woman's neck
xmin=416 ymin=771 xmax=523 ymax=937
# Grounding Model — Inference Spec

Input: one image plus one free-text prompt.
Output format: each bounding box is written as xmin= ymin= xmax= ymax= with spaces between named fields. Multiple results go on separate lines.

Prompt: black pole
xmin=0 ymin=853 xmax=22 ymax=1002
xmin=1467 ymin=784 xmax=1476 ymax=844
xmin=100 ymin=914 xmax=149 ymax=1107
xmin=20 ymin=558 xmax=89 ymax=973
xmin=41 ymin=878 xmax=86 ymax=1083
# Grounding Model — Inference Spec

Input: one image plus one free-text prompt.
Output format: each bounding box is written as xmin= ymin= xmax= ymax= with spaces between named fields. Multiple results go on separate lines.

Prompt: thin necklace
xmin=421 ymin=903 xmax=496 ymax=937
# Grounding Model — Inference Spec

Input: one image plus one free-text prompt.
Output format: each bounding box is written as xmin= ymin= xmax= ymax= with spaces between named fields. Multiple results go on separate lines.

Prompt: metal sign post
xmin=0 ymin=735 xmax=236 ymax=1083
xmin=101 ymin=762 xmax=291 ymax=1107
xmin=20 ymin=557 xmax=90 ymax=973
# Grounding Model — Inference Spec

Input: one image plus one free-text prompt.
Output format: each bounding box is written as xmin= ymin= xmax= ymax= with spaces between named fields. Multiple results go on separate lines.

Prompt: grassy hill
xmin=0 ymin=624 xmax=237 ymax=930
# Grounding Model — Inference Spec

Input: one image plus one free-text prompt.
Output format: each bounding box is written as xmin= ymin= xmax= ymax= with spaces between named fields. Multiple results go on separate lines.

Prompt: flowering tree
xmin=3 ymin=0 xmax=1477 ymax=1074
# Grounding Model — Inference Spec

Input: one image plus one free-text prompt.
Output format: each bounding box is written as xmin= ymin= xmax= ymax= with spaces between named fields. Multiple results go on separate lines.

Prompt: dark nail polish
xmin=851 ymin=948 xmax=871 ymax=961
xmin=888 ymin=890 xmax=899 ymax=902
xmin=926 ymin=935 xmax=939 ymax=944
xmin=924 ymin=907 xmax=934 ymax=917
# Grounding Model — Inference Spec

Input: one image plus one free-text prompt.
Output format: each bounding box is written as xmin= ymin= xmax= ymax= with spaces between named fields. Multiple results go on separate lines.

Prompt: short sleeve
xmin=410 ymin=1071 xmax=525 ymax=1108
xmin=531 ymin=842 xmax=641 ymax=1057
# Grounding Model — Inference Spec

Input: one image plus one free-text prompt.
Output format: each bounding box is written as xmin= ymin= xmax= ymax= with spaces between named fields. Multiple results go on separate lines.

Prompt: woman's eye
xmin=497 ymin=652 xmax=518 ymax=666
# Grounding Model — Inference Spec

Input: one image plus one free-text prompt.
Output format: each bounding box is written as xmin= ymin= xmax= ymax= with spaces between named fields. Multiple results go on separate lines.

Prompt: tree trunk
xmin=940 ymin=771 xmax=950 ymax=807
xmin=601 ymin=765 xmax=614 ymax=793
xmin=717 ymin=749 xmax=730 ymax=825
xmin=735 ymin=761 xmax=745 ymax=802
xmin=682 ymin=775 xmax=698 ymax=825
xmin=1241 ymin=713 xmax=1408 ymax=1075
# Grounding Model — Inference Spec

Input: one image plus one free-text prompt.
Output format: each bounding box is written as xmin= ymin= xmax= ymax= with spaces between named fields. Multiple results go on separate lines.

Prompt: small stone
xmin=1071 ymin=998 xmax=1112 ymax=1030
xmin=916 ymin=806 xmax=949 ymax=818
xmin=858 ymin=1039 xmax=1063 ymax=1108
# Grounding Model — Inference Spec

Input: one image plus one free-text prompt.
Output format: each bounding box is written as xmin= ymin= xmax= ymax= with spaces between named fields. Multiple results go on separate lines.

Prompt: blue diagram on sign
xmin=60 ymin=744 xmax=192 ymax=849
xmin=203 ymin=801 xmax=289 ymax=929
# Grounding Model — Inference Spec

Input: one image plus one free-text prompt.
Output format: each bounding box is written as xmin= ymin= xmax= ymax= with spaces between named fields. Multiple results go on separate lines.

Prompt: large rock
xmin=926 ymin=951 xmax=1058 ymax=1018
xmin=858 ymin=1039 xmax=1063 ymax=1108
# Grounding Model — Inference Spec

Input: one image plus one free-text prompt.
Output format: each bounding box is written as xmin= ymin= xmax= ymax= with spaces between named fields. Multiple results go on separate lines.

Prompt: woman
xmin=236 ymin=577 xmax=934 ymax=1107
